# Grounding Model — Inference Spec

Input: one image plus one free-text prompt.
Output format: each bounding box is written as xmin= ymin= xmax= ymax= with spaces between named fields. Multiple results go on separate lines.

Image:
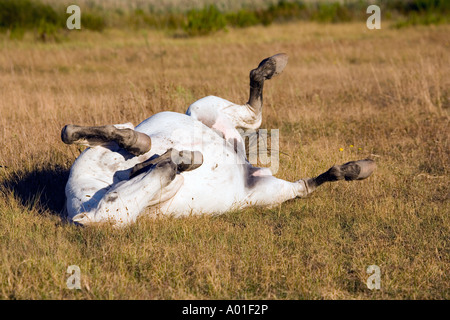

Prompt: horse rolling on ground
xmin=61 ymin=53 xmax=376 ymax=226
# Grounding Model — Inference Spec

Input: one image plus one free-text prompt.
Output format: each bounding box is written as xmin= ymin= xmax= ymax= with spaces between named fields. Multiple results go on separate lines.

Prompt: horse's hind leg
xmin=211 ymin=53 xmax=289 ymax=131
xmin=246 ymin=53 xmax=288 ymax=120
xmin=303 ymin=159 xmax=377 ymax=194
xmin=61 ymin=123 xmax=151 ymax=156
xmin=242 ymin=159 xmax=376 ymax=208
xmin=243 ymin=174 xmax=309 ymax=208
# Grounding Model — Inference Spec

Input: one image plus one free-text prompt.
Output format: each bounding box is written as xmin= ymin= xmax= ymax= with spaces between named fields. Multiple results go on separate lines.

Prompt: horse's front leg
xmin=241 ymin=159 xmax=376 ymax=208
xmin=61 ymin=123 xmax=151 ymax=156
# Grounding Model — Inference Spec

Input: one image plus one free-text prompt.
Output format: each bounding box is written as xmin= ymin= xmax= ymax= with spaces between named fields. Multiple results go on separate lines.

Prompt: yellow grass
xmin=0 ymin=22 xmax=449 ymax=299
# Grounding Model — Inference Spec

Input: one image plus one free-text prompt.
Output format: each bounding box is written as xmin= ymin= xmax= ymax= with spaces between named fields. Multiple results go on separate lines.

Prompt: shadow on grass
xmin=1 ymin=165 xmax=70 ymax=218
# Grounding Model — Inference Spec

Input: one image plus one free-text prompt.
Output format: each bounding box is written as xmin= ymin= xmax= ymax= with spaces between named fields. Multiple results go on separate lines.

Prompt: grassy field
xmin=0 ymin=21 xmax=449 ymax=299
xmin=3 ymin=0 xmax=449 ymax=39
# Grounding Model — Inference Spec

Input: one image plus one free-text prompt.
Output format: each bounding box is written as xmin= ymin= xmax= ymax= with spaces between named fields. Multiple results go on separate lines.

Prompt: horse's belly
xmin=136 ymin=112 xmax=246 ymax=216
xmin=159 ymin=167 xmax=244 ymax=216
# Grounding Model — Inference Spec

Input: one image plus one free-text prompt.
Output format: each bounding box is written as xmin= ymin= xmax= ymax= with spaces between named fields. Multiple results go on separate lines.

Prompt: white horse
xmin=62 ymin=54 xmax=375 ymax=226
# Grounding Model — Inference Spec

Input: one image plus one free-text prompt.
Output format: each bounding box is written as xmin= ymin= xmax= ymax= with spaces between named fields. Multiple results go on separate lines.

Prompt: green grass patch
xmin=0 ymin=0 xmax=448 ymax=38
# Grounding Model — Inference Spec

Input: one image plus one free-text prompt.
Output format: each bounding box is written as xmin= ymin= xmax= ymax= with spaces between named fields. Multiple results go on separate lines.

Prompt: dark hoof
xmin=352 ymin=159 xmax=376 ymax=180
xmin=171 ymin=150 xmax=204 ymax=172
xmin=254 ymin=53 xmax=289 ymax=80
xmin=340 ymin=159 xmax=376 ymax=181
xmin=129 ymin=149 xmax=203 ymax=179
xmin=61 ymin=124 xmax=79 ymax=144
xmin=123 ymin=131 xmax=152 ymax=156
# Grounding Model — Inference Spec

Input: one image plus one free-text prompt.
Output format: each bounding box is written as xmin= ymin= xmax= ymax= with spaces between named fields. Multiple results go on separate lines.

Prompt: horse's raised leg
xmin=187 ymin=53 xmax=288 ymax=133
xmin=242 ymin=159 xmax=376 ymax=208
xmin=303 ymin=159 xmax=377 ymax=194
xmin=61 ymin=123 xmax=152 ymax=156
xmin=246 ymin=53 xmax=288 ymax=120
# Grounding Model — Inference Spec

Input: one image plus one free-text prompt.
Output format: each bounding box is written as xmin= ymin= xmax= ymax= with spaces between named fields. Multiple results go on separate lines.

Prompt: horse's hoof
xmin=341 ymin=159 xmax=376 ymax=181
xmin=129 ymin=149 xmax=203 ymax=179
xmin=255 ymin=53 xmax=289 ymax=80
xmin=123 ymin=131 xmax=152 ymax=156
xmin=173 ymin=150 xmax=204 ymax=172
xmin=61 ymin=124 xmax=79 ymax=144
xmin=353 ymin=159 xmax=376 ymax=180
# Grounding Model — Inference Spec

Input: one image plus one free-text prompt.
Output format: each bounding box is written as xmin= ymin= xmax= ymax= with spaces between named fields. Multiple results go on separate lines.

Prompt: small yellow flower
xmin=339 ymin=148 xmax=344 ymax=152
xmin=358 ymin=147 xmax=362 ymax=151
xmin=350 ymin=145 xmax=354 ymax=148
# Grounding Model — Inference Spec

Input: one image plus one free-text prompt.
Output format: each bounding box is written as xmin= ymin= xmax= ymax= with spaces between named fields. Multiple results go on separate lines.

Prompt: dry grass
xmin=0 ymin=22 xmax=449 ymax=299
